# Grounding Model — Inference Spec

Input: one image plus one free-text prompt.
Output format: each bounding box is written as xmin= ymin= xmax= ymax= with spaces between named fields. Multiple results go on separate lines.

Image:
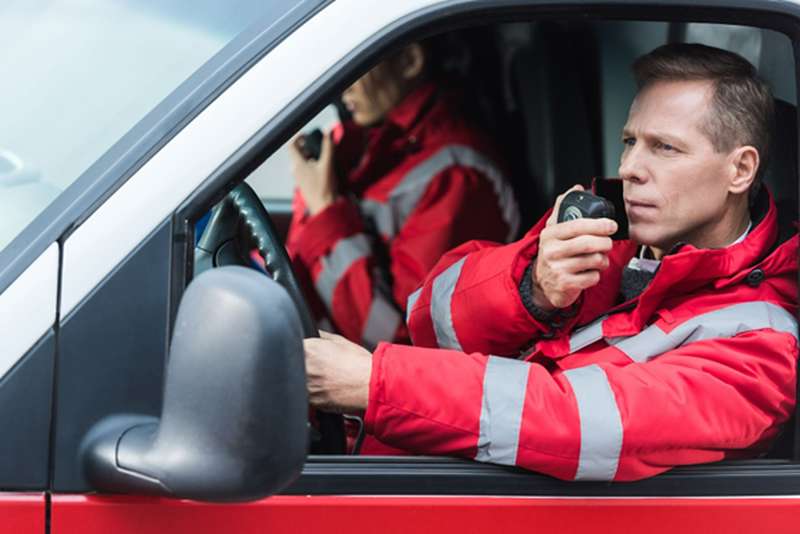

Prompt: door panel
xmin=0 ymin=493 xmax=45 ymax=534
xmin=50 ymin=494 xmax=800 ymax=534
xmin=0 ymin=243 xmax=57 ymax=490
xmin=53 ymin=221 xmax=171 ymax=492
xmin=0 ymin=331 xmax=55 ymax=489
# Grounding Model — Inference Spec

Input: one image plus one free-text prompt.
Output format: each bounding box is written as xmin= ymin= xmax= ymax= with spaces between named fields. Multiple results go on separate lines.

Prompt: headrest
xmin=761 ymin=98 xmax=797 ymax=225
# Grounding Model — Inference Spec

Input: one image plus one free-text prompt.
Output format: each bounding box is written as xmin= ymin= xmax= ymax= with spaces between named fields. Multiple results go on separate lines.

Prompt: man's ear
xmin=399 ymin=43 xmax=425 ymax=80
xmin=728 ymin=145 xmax=760 ymax=195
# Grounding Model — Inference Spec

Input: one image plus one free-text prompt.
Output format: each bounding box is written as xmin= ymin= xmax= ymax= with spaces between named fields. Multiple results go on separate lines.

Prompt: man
xmin=304 ymin=43 xmax=799 ymax=480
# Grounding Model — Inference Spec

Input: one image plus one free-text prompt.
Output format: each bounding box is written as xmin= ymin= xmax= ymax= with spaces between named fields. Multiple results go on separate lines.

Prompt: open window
xmin=173 ymin=2 xmax=800 ymax=497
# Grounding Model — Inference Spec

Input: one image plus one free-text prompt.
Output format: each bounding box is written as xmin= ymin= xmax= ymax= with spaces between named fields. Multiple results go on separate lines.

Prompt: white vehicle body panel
xmin=0 ymin=243 xmax=58 ymax=380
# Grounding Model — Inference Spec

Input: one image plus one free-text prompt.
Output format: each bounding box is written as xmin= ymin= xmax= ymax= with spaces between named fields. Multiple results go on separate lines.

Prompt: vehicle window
xmin=247 ymin=105 xmax=340 ymax=202
xmin=204 ymin=18 xmax=799 ymax=351
xmin=596 ymin=21 xmax=669 ymax=178
xmin=0 ymin=0 xmax=278 ymax=252
xmin=209 ymin=31 xmax=523 ymax=352
xmin=196 ymin=17 xmax=798 ymax=471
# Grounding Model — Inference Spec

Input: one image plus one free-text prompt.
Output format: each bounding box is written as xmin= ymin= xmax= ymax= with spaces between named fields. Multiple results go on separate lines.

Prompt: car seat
xmin=761 ymin=97 xmax=798 ymax=459
xmin=507 ymin=21 xmax=604 ymax=231
xmin=763 ymin=98 xmax=798 ymax=229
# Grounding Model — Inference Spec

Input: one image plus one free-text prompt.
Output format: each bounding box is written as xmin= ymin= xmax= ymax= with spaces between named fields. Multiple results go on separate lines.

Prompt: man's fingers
xmin=304 ymin=336 xmax=336 ymax=366
xmin=546 ymin=271 xmax=602 ymax=294
xmin=548 ymin=234 xmax=613 ymax=259
xmin=319 ymin=329 xmax=337 ymax=340
xmin=303 ymin=337 xmax=322 ymax=359
xmin=546 ymin=217 xmax=617 ymax=240
xmin=555 ymin=252 xmax=610 ymax=274
xmin=572 ymin=270 xmax=603 ymax=290
xmin=319 ymin=330 xmax=349 ymax=345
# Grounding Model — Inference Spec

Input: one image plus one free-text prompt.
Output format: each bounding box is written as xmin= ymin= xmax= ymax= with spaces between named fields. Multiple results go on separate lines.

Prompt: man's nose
xmin=619 ymin=146 xmax=647 ymax=184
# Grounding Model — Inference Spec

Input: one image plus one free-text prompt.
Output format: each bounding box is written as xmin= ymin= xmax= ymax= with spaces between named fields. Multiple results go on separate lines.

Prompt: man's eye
xmin=622 ymin=137 xmax=635 ymax=147
xmin=656 ymin=142 xmax=676 ymax=152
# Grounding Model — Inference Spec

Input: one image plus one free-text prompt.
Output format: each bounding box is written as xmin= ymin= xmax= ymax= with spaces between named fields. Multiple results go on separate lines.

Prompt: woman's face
xmin=341 ymin=63 xmax=407 ymax=127
xmin=341 ymin=46 xmax=424 ymax=127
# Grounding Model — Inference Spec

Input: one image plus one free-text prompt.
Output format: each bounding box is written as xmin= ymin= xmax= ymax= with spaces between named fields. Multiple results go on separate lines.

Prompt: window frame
xmin=173 ymin=0 xmax=800 ymax=496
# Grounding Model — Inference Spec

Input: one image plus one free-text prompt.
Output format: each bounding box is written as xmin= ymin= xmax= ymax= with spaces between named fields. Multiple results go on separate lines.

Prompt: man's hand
xmin=289 ymin=131 xmax=336 ymax=215
xmin=304 ymin=331 xmax=372 ymax=412
xmin=532 ymin=185 xmax=617 ymax=310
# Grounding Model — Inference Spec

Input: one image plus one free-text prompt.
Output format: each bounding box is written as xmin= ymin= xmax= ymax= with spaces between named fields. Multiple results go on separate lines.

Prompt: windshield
xmin=0 ymin=0 xmax=278 ymax=252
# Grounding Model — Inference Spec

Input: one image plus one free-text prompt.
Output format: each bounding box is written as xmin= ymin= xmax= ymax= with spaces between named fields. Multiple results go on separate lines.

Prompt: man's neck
xmin=649 ymin=205 xmax=751 ymax=260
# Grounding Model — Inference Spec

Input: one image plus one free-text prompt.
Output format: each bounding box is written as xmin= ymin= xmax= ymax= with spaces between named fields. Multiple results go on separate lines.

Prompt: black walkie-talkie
xmin=300 ymin=129 xmax=323 ymax=161
xmin=557 ymin=179 xmax=628 ymax=240
xmin=558 ymin=191 xmax=615 ymax=222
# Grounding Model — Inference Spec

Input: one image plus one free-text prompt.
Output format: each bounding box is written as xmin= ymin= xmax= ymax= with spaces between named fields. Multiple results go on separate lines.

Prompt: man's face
xmin=619 ymin=80 xmax=736 ymax=251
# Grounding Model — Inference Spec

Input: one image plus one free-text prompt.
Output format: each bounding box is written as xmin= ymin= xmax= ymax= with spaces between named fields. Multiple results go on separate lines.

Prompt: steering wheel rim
xmin=195 ymin=183 xmax=346 ymax=455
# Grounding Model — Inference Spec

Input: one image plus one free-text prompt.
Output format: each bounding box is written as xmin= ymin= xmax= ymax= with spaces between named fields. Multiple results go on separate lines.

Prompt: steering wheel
xmin=195 ymin=182 xmax=346 ymax=455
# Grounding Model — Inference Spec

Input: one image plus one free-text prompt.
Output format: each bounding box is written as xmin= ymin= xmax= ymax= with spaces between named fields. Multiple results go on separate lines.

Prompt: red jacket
xmin=286 ymin=83 xmax=518 ymax=347
xmin=363 ymin=189 xmax=798 ymax=481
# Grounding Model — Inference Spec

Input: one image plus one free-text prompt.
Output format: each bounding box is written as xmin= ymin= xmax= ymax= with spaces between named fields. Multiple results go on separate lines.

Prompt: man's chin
xmin=628 ymin=224 xmax=667 ymax=249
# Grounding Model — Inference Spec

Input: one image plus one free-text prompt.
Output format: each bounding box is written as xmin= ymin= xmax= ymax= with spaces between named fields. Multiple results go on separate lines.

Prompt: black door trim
xmin=285 ymin=457 xmax=800 ymax=496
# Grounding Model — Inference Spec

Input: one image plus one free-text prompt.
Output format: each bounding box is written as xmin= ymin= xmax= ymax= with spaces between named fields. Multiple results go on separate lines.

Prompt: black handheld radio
xmin=557 ymin=179 xmax=628 ymax=240
xmin=557 ymin=191 xmax=615 ymax=222
xmin=300 ymin=129 xmax=324 ymax=160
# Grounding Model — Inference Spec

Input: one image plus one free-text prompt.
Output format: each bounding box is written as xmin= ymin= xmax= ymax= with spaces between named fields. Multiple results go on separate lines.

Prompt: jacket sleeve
xmin=405 ymin=213 xmax=637 ymax=356
xmin=286 ymin=164 xmax=514 ymax=348
xmin=365 ymin=327 xmax=798 ymax=481
xmin=406 ymin=210 xmax=589 ymax=355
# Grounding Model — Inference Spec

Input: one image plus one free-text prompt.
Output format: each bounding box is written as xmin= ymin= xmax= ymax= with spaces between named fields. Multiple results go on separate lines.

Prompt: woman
xmin=286 ymin=40 xmax=519 ymax=348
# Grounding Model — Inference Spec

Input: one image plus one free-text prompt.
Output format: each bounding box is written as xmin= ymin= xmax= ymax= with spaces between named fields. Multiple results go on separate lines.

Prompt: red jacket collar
xmin=607 ymin=188 xmax=786 ymax=333
xmin=658 ymin=187 xmax=779 ymax=284
xmin=384 ymin=82 xmax=438 ymax=133
xmin=338 ymin=83 xmax=440 ymax=192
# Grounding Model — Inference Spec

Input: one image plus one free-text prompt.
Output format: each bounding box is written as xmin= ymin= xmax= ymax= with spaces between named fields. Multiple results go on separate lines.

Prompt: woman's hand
xmin=289 ymin=131 xmax=337 ymax=215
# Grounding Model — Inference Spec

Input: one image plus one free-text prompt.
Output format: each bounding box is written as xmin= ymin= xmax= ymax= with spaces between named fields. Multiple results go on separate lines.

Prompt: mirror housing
xmin=82 ymin=266 xmax=308 ymax=501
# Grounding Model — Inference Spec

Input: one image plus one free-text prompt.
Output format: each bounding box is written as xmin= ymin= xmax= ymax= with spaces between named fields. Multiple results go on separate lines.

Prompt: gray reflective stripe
xmin=475 ymin=356 xmax=531 ymax=465
xmin=406 ymin=287 xmax=422 ymax=325
xmin=315 ymin=234 xmax=371 ymax=308
xmin=362 ymin=293 xmax=402 ymax=349
xmin=359 ymin=199 xmax=396 ymax=238
xmin=568 ymin=317 xmax=605 ymax=353
xmin=358 ymin=145 xmax=519 ymax=241
xmin=612 ymin=301 xmax=799 ymax=363
xmin=563 ymin=365 xmax=623 ymax=481
xmin=430 ymin=257 xmax=466 ymax=350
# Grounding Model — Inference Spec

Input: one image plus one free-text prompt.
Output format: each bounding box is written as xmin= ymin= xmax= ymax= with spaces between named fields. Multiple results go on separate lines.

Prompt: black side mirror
xmin=81 ymin=266 xmax=308 ymax=502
